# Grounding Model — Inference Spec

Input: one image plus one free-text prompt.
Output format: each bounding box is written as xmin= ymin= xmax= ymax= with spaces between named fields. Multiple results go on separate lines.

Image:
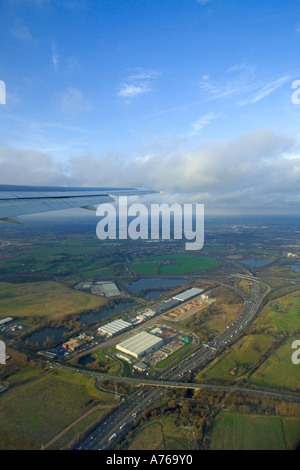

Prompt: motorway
xmin=61 ymin=258 xmax=279 ymax=450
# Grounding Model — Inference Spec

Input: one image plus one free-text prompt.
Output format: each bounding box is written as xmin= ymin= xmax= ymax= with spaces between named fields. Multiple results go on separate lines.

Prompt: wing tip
xmin=0 ymin=217 xmax=23 ymax=224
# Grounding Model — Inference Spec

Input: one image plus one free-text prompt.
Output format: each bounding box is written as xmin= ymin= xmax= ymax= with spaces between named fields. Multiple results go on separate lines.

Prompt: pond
xmin=25 ymin=327 xmax=70 ymax=347
xmin=78 ymin=354 xmax=96 ymax=365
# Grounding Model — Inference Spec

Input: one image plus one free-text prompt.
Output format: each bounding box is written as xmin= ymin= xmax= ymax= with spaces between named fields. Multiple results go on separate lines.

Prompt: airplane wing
xmin=0 ymin=184 xmax=159 ymax=223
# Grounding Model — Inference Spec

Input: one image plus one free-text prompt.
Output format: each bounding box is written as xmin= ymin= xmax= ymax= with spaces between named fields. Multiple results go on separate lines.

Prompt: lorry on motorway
xmin=108 ymin=433 xmax=117 ymax=442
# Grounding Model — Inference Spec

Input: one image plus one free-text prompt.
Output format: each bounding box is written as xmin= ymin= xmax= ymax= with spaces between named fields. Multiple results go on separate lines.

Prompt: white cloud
xmin=189 ymin=112 xmax=221 ymax=136
xmin=118 ymin=68 xmax=159 ymax=102
xmin=127 ymin=69 xmax=159 ymax=81
xmin=198 ymin=69 xmax=291 ymax=110
xmin=118 ymin=83 xmax=152 ymax=99
xmin=0 ymin=146 xmax=66 ymax=186
xmin=198 ymin=74 xmax=256 ymax=103
xmin=237 ymin=76 xmax=290 ymax=106
xmin=227 ymin=63 xmax=256 ymax=75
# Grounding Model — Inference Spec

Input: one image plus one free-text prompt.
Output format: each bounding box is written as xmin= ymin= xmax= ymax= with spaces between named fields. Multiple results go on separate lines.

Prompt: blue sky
xmin=1 ymin=0 xmax=300 ymax=214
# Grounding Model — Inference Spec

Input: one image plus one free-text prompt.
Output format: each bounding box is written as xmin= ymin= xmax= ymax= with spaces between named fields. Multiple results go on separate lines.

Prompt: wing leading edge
xmin=0 ymin=185 xmax=159 ymax=222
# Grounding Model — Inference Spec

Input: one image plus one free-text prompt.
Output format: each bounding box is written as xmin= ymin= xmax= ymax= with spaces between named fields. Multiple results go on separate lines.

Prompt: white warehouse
xmin=116 ymin=331 xmax=163 ymax=359
xmin=172 ymin=288 xmax=203 ymax=302
xmin=98 ymin=319 xmax=131 ymax=337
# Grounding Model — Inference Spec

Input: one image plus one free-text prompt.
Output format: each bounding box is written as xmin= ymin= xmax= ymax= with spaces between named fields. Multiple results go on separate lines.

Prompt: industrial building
xmin=116 ymin=331 xmax=163 ymax=359
xmin=155 ymin=298 xmax=180 ymax=313
xmin=37 ymin=350 xmax=57 ymax=360
xmin=133 ymin=362 xmax=148 ymax=373
xmin=144 ymin=309 xmax=155 ymax=318
xmin=116 ymin=352 xmax=132 ymax=363
xmin=201 ymin=294 xmax=210 ymax=301
xmin=91 ymin=282 xmax=121 ymax=297
xmin=98 ymin=319 xmax=131 ymax=337
xmin=172 ymin=288 xmax=203 ymax=302
xmin=0 ymin=317 xmax=13 ymax=327
xmin=62 ymin=338 xmax=86 ymax=351
xmin=151 ymin=327 xmax=162 ymax=336
xmin=136 ymin=314 xmax=147 ymax=322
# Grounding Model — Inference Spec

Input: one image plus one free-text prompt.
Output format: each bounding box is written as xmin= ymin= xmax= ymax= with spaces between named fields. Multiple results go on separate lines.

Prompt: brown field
xmin=178 ymin=285 xmax=244 ymax=341
xmin=0 ymin=281 xmax=108 ymax=320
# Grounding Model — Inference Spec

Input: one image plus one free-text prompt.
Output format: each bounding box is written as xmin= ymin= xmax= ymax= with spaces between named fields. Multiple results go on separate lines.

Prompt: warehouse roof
xmin=101 ymin=282 xmax=121 ymax=296
xmin=0 ymin=317 xmax=13 ymax=326
xmin=98 ymin=319 xmax=131 ymax=336
xmin=172 ymin=288 xmax=203 ymax=302
xmin=155 ymin=299 xmax=180 ymax=312
xmin=144 ymin=309 xmax=155 ymax=317
xmin=116 ymin=331 xmax=163 ymax=357
xmin=134 ymin=362 xmax=148 ymax=371
xmin=63 ymin=339 xmax=86 ymax=349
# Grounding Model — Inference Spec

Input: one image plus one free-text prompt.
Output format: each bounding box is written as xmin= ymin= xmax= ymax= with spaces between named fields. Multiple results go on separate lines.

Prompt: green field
xmin=130 ymin=254 xmax=219 ymax=275
xmin=210 ymin=411 xmax=300 ymax=450
xmin=129 ymin=261 xmax=161 ymax=275
xmin=0 ymin=243 xmax=119 ymax=277
xmin=0 ymin=281 xmax=108 ymax=320
xmin=255 ymin=291 xmax=300 ymax=333
xmin=5 ymin=365 xmax=41 ymax=386
xmin=92 ymin=350 xmax=121 ymax=375
xmin=79 ymin=266 xmax=116 ymax=277
xmin=0 ymin=369 xmax=115 ymax=450
xmin=250 ymin=338 xmax=300 ymax=391
xmin=202 ymin=245 xmax=279 ymax=258
xmin=196 ymin=334 xmax=276 ymax=382
xmin=127 ymin=415 xmax=196 ymax=450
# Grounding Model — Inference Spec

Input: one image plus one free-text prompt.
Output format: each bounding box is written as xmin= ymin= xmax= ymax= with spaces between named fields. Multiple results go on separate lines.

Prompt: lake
xmin=142 ymin=289 xmax=169 ymax=300
xmin=25 ymin=326 xmax=70 ymax=346
xmin=80 ymin=300 xmax=138 ymax=325
xmin=125 ymin=277 xmax=188 ymax=293
xmin=78 ymin=354 xmax=96 ymax=365
xmin=285 ymin=264 xmax=300 ymax=271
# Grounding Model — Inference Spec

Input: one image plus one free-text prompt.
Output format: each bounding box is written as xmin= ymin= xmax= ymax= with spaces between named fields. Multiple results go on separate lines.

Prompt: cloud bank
xmin=1 ymin=128 xmax=300 ymax=214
